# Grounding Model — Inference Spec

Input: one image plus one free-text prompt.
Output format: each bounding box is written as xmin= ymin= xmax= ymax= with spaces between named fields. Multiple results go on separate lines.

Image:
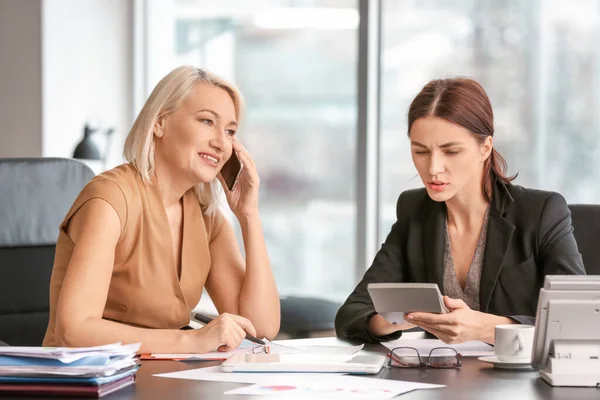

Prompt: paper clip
xmin=251 ymin=345 xmax=271 ymax=355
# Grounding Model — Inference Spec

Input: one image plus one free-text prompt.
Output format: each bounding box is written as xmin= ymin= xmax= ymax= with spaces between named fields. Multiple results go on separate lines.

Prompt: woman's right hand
xmin=193 ymin=313 xmax=257 ymax=352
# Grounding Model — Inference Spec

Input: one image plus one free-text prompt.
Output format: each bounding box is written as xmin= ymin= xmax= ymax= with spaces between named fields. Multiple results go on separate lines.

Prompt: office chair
xmin=279 ymin=296 xmax=341 ymax=338
xmin=0 ymin=158 xmax=94 ymax=346
xmin=569 ymin=204 xmax=600 ymax=275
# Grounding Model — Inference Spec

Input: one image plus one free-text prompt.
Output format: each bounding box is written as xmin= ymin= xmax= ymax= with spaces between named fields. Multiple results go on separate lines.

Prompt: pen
xmin=193 ymin=313 xmax=266 ymax=346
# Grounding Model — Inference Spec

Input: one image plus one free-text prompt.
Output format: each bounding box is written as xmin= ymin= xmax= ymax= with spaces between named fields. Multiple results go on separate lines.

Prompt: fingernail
xmin=407 ymin=315 xmax=414 ymax=320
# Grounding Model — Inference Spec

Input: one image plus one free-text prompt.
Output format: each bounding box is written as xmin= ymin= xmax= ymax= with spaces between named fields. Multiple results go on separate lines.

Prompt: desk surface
xmin=2 ymin=337 xmax=598 ymax=399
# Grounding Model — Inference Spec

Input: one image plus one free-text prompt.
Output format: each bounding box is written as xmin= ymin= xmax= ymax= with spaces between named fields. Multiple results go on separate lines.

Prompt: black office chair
xmin=569 ymin=204 xmax=600 ymax=275
xmin=0 ymin=158 xmax=94 ymax=346
xmin=279 ymin=296 xmax=341 ymax=338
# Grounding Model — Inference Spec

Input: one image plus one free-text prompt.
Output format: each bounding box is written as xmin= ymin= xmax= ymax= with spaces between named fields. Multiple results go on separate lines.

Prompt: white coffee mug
xmin=494 ymin=324 xmax=535 ymax=362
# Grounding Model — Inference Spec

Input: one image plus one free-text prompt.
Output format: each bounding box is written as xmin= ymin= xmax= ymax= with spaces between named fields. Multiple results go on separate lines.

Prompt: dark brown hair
xmin=407 ymin=77 xmax=516 ymax=203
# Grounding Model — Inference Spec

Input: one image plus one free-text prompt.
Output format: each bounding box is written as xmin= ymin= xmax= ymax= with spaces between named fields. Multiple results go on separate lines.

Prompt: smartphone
xmin=220 ymin=151 xmax=243 ymax=191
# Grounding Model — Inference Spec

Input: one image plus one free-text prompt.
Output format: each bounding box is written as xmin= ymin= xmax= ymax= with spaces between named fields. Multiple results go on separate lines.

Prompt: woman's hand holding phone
xmin=218 ymin=137 xmax=260 ymax=219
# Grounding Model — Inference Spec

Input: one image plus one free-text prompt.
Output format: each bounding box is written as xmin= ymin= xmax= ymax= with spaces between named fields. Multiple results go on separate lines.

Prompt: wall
xmin=42 ymin=0 xmax=133 ymax=168
xmin=0 ymin=0 xmax=43 ymax=157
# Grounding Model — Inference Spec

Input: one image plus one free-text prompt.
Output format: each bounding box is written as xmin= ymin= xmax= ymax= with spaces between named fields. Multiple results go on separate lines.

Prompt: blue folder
xmin=0 ymin=355 xmax=113 ymax=367
xmin=0 ymin=367 xmax=139 ymax=385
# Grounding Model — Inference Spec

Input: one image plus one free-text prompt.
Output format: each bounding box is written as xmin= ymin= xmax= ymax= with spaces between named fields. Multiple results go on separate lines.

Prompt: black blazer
xmin=335 ymin=181 xmax=586 ymax=343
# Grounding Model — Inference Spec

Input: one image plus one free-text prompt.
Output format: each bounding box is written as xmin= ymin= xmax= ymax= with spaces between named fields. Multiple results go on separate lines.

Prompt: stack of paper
xmin=0 ymin=342 xmax=140 ymax=397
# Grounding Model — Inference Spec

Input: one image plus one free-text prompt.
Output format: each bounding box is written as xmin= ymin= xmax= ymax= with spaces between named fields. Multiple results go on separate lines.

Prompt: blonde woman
xmin=43 ymin=66 xmax=280 ymax=353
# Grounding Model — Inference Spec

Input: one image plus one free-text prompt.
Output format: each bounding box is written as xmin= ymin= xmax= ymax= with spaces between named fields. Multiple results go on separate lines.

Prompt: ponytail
xmin=482 ymin=149 xmax=517 ymax=202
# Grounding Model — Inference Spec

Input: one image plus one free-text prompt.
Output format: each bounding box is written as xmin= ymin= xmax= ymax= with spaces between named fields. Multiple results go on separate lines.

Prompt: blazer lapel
xmin=480 ymin=181 xmax=516 ymax=312
xmin=423 ymin=202 xmax=446 ymax=293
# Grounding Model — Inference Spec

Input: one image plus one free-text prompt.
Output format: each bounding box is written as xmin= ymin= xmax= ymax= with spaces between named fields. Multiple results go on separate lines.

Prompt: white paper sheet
xmin=382 ymin=338 xmax=494 ymax=357
xmin=147 ymin=349 xmax=253 ymax=361
xmin=153 ymin=366 xmax=343 ymax=384
xmin=266 ymin=341 xmax=364 ymax=356
xmin=224 ymin=375 xmax=444 ymax=399
xmin=271 ymin=337 xmax=355 ymax=347
xmin=148 ymin=339 xmax=261 ymax=360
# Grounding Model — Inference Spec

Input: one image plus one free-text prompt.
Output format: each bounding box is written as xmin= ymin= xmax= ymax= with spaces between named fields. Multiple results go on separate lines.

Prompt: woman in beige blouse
xmin=43 ymin=66 xmax=280 ymax=353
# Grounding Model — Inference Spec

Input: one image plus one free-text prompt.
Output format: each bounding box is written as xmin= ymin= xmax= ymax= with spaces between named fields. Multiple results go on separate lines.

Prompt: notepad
xmin=221 ymin=353 xmax=386 ymax=374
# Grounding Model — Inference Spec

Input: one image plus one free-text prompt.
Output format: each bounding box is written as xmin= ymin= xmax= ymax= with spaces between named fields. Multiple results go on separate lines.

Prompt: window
xmin=379 ymin=0 xmax=600 ymax=238
xmin=143 ymin=0 xmax=358 ymax=300
xmin=140 ymin=0 xmax=600 ymax=300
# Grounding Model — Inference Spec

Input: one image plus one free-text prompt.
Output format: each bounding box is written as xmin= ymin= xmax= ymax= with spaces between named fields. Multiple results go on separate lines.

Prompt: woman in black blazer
xmin=335 ymin=78 xmax=585 ymax=344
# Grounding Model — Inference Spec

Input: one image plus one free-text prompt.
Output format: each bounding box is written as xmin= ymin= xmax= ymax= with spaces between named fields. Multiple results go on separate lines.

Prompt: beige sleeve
xmin=206 ymin=208 xmax=226 ymax=243
xmin=62 ymin=178 xmax=128 ymax=236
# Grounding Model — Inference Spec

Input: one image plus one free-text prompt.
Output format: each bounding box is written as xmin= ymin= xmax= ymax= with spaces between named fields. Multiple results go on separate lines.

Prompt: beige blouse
xmin=43 ymin=163 xmax=224 ymax=346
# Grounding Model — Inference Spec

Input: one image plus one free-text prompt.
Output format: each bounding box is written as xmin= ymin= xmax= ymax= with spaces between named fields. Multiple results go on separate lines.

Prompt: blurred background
xmin=1 ymin=0 xmax=599 ymax=306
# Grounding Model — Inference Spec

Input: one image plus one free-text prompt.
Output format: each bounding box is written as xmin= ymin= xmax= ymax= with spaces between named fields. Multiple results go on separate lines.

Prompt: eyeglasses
xmin=388 ymin=347 xmax=462 ymax=369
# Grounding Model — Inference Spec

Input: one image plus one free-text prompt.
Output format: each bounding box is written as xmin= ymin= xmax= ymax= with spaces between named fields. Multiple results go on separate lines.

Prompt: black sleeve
xmin=506 ymin=315 xmax=535 ymax=325
xmin=507 ymin=192 xmax=586 ymax=325
xmin=537 ymin=192 xmax=586 ymax=277
xmin=335 ymin=193 xmax=408 ymax=343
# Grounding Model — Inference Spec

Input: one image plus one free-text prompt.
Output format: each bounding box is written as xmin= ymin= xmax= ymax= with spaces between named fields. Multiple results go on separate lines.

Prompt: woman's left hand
xmin=219 ymin=138 xmax=260 ymax=218
xmin=405 ymin=296 xmax=513 ymax=344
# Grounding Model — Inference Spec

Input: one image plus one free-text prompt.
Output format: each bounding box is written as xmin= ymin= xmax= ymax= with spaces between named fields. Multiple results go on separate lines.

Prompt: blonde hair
xmin=124 ymin=66 xmax=245 ymax=215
